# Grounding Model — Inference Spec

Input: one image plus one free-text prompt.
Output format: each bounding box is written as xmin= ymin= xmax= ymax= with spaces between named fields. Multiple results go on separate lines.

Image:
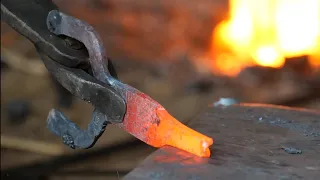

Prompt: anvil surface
xmin=124 ymin=104 xmax=320 ymax=180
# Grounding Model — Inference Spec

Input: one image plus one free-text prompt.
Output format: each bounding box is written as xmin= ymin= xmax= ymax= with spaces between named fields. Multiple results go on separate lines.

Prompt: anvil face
xmin=124 ymin=104 xmax=320 ymax=180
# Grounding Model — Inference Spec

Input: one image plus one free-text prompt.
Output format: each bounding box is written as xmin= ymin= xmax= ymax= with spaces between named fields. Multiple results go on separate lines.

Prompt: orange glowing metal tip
xmin=155 ymin=108 xmax=214 ymax=157
xmin=115 ymin=89 xmax=214 ymax=158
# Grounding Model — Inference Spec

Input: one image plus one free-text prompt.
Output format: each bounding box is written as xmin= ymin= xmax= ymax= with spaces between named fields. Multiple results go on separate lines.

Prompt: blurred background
xmin=1 ymin=0 xmax=320 ymax=179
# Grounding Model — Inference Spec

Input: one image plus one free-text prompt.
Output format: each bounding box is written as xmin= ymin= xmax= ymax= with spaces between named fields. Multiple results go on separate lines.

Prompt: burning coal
xmin=209 ymin=0 xmax=320 ymax=76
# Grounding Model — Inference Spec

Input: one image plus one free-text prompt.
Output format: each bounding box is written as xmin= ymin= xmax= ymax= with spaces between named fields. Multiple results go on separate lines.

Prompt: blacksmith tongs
xmin=1 ymin=0 xmax=127 ymax=149
xmin=1 ymin=0 xmax=213 ymax=157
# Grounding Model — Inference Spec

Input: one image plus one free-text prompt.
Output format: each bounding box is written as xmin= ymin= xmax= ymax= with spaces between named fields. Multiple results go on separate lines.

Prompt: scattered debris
xmin=281 ymin=147 xmax=302 ymax=154
xmin=305 ymin=166 xmax=319 ymax=171
xmin=254 ymin=116 xmax=320 ymax=138
xmin=213 ymin=98 xmax=239 ymax=107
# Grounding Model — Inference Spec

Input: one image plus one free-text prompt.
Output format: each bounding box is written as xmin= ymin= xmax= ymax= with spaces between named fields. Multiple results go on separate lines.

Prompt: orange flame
xmin=210 ymin=0 xmax=320 ymax=76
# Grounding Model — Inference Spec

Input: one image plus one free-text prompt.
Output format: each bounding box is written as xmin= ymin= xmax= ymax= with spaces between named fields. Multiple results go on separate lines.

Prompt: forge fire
xmin=209 ymin=0 xmax=320 ymax=76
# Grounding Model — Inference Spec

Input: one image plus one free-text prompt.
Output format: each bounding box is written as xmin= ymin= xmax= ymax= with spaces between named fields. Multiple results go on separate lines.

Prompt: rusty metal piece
xmin=124 ymin=104 xmax=320 ymax=180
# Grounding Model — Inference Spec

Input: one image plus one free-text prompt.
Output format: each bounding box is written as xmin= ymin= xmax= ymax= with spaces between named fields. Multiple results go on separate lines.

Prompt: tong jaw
xmin=45 ymin=10 xmax=126 ymax=149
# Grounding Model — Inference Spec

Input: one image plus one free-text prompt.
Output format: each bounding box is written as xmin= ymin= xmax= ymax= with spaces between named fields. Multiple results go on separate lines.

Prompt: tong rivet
xmin=64 ymin=37 xmax=85 ymax=50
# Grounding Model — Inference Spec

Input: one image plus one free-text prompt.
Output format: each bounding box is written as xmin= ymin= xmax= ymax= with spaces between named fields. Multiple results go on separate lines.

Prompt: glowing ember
xmin=210 ymin=0 xmax=320 ymax=76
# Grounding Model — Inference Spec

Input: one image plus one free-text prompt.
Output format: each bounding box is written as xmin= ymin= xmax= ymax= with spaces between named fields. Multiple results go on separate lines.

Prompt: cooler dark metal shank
xmin=125 ymin=104 xmax=320 ymax=180
xmin=1 ymin=0 xmax=88 ymax=68
xmin=1 ymin=0 xmax=126 ymax=121
xmin=1 ymin=0 xmax=127 ymax=149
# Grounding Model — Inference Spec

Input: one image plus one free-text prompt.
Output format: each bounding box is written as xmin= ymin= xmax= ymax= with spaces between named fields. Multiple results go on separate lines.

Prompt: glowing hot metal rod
xmin=44 ymin=10 xmax=214 ymax=158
